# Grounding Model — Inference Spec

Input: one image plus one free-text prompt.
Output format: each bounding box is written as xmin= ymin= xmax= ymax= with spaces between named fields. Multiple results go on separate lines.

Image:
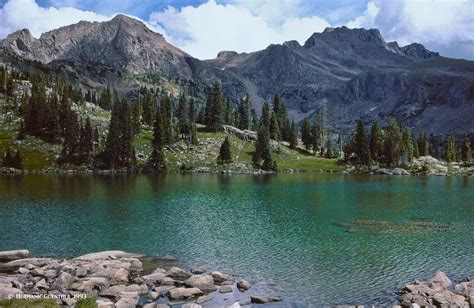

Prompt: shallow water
xmin=0 ymin=174 xmax=473 ymax=305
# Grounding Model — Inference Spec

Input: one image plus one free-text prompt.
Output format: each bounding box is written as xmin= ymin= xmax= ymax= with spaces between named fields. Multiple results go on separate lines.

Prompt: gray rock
xmin=143 ymin=272 xmax=165 ymax=284
xmin=96 ymin=299 xmax=114 ymax=308
xmin=196 ymin=294 xmax=212 ymax=304
xmin=35 ymin=278 xmax=49 ymax=290
xmin=168 ymin=287 xmax=203 ymax=300
xmin=73 ymin=250 xmax=143 ymax=261
xmin=100 ymin=285 xmax=127 ymax=298
xmin=0 ymin=250 xmax=29 ymax=261
xmin=190 ymin=266 xmax=205 ymax=274
xmin=17 ymin=267 xmax=29 ymax=275
xmin=219 ymin=285 xmax=233 ymax=293
xmin=143 ymin=303 xmax=157 ymax=308
xmin=115 ymin=296 xmax=139 ymax=308
xmin=124 ymin=284 xmax=148 ymax=294
xmin=237 ymin=279 xmax=251 ymax=291
xmin=111 ymin=268 xmax=129 ymax=283
xmin=53 ymin=272 xmax=74 ymax=290
xmin=165 ymin=267 xmax=191 ymax=280
xmin=250 ymin=295 xmax=283 ymax=304
xmin=432 ymin=290 xmax=467 ymax=306
xmin=75 ymin=267 xmax=88 ymax=277
xmin=454 ymin=281 xmax=474 ymax=297
xmin=185 ymin=275 xmax=217 ymax=292
xmin=153 ymin=285 xmax=175 ymax=297
xmin=211 ymin=271 xmax=231 ymax=284
xmin=0 ymin=285 xmax=23 ymax=300
xmin=182 ymin=304 xmax=201 ymax=308
xmin=427 ymin=270 xmax=452 ymax=288
xmin=160 ymin=277 xmax=177 ymax=286
xmin=6 ymin=258 xmax=54 ymax=268
xmin=156 ymin=305 xmax=170 ymax=308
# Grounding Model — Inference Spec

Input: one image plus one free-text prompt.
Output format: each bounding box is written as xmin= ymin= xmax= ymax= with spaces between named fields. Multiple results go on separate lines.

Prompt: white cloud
xmin=347 ymin=0 xmax=474 ymax=59
xmin=0 ymin=0 xmax=110 ymax=38
xmin=149 ymin=0 xmax=330 ymax=59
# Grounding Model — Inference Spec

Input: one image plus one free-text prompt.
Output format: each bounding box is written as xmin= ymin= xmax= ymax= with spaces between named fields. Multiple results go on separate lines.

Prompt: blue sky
xmin=0 ymin=0 xmax=473 ymax=60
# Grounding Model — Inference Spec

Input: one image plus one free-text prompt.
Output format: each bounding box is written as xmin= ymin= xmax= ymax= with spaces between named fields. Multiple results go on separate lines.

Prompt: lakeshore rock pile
xmin=400 ymin=271 xmax=474 ymax=307
xmin=0 ymin=250 xmax=280 ymax=307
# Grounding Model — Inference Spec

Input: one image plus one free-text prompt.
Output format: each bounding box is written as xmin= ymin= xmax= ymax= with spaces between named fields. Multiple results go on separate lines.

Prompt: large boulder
xmin=432 ymin=291 xmax=468 ymax=306
xmin=73 ymin=251 xmax=143 ymax=261
xmin=427 ymin=271 xmax=452 ymax=289
xmin=168 ymin=287 xmax=203 ymax=300
xmin=184 ymin=275 xmax=216 ymax=292
xmin=454 ymin=281 xmax=474 ymax=297
xmin=0 ymin=250 xmax=29 ymax=261
xmin=5 ymin=258 xmax=54 ymax=268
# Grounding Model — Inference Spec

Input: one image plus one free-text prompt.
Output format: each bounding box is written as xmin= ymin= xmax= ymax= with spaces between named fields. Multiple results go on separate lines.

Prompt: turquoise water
xmin=0 ymin=174 xmax=473 ymax=305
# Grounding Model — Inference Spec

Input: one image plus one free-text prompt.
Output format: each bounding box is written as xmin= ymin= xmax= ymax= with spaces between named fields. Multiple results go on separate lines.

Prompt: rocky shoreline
xmin=1 ymin=250 xmax=473 ymax=307
xmin=399 ymin=271 xmax=473 ymax=307
xmin=0 ymin=250 xmax=282 ymax=307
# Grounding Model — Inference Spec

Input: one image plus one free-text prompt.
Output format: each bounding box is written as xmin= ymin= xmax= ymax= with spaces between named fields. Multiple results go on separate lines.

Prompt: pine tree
xmin=369 ymin=122 xmax=383 ymax=161
xmin=418 ymin=133 xmax=429 ymax=156
xmin=269 ymin=112 xmax=281 ymax=141
xmin=382 ymin=118 xmax=403 ymax=167
xmin=413 ymin=135 xmax=420 ymax=158
xmin=188 ymin=98 xmax=198 ymax=145
xmin=79 ymin=117 xmax=93 ymax=163
xmin=253 ymin=126 xmax=275 ymax=171
xmin=177 ymin=93 xmax=188 ymax=138
xmin=131 ymin=101 xmax=141 ymax=135
xmin=301 ymin=118 xmax=312 ymax=152
xmin=445 ymin=136 xmax=456 ymax=163
xmin=353 ymin=120 xmax=371 ymax=166
xmin=160 ymin=95 xmax=173 ymax=144
xmin=271 ymin=95 xmax=282 ymax=138
xmin=224 ymin=96 xmax=233 ymax=125
xmin=102 ymin=99 xmax=134 ymax=169
xmin=461 ymin=134 xmax=471 ymax=162
xmin=311 ymin=118 xmax=322 ymax=155
xmin=261 ymin=101 xmax=271 ymax=129
xmin=250 ymin=108 xmax=259 ymax=131
xmin=217 ymin=137 xmax=233 ymax=165
xmin=60 ymin=111 xmax=80 ymax=163
xmin=401 ymin=126 xmax=413 ymax=163
xmin=205 ymin=81 xmax=224 ymax=132
xmin=148 ymin=109 xmax=167 ymax=173
xmin=289 ymin=120 xmax=298 ymax=150
xmin=99 ymin=86 xmax=112 ymax=110
xmin=238 ymin=94 xmax=251 ymax=130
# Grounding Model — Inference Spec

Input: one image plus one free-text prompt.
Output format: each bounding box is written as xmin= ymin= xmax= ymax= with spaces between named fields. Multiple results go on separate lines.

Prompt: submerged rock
xmin=237 ymin=279 xmax=251 ymax=291
xmin=167 ymin=287 xmax=203 ymax=300
xmin=0 ymin=250 xmax=29 ymax=261
xmin=250 ymin=295 xmax=283 ymax=303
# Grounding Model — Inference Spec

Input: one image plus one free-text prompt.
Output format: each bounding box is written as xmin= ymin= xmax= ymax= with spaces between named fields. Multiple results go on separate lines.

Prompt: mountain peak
xmin=111 ymin=14 xmax=143 ymax=25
